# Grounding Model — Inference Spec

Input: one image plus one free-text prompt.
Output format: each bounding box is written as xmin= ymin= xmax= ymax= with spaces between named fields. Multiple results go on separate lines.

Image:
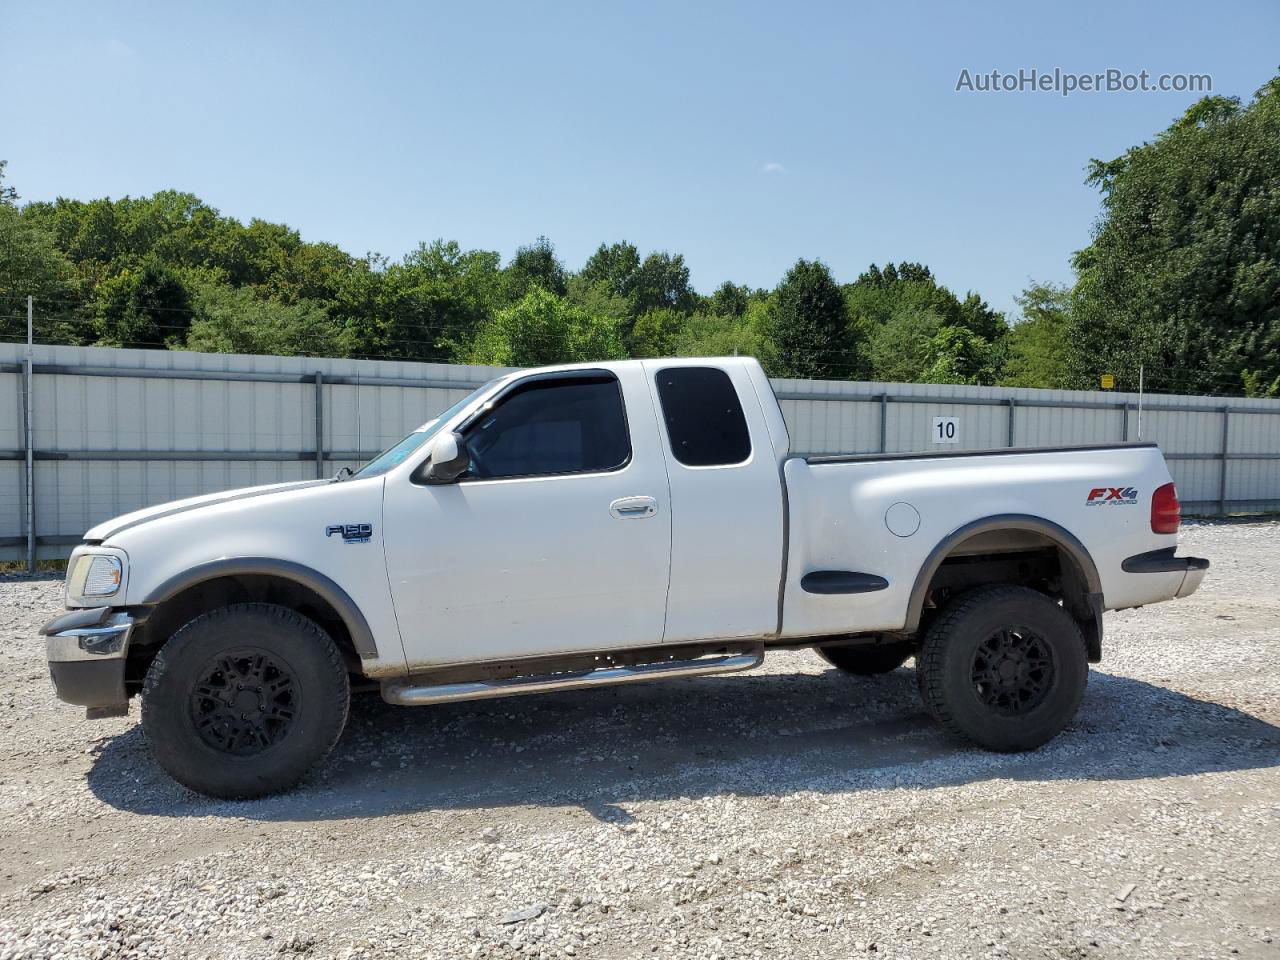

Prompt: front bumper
xmin=41 ymin=607 xmax=135 ymax=711
xmin=1121 ymin=549 xmax=1210 ymax=599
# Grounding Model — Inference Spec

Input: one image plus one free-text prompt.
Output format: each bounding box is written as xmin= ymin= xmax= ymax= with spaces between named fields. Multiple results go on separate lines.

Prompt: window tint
xmin=462 ymin=375 xmax=630 ymax=479
xmin=656 ymin=367 xmax=752 ymax=467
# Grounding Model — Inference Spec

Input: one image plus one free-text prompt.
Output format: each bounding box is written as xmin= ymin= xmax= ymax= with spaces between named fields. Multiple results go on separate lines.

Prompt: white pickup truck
xmin=43 ymin=357 xmax=1208 ymax=798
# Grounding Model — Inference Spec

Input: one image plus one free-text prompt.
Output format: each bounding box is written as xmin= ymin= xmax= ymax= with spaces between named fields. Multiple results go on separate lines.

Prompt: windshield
xmin=351 ymin=380 xmax=497 ymax=480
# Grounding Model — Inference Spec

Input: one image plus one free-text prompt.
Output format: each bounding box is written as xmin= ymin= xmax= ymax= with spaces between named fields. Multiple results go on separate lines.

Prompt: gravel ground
xmin=1 ymin=519 xmax=1278 ymax=960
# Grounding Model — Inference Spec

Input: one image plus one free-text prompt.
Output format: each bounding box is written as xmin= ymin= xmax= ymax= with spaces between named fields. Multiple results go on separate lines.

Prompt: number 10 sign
xmin=931 ymin=416 xmax=959 ymax=444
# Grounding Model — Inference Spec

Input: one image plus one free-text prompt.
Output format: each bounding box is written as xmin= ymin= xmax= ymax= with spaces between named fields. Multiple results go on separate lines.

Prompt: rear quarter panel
xmin=781 ymin=445 xmax=1182 ymax=639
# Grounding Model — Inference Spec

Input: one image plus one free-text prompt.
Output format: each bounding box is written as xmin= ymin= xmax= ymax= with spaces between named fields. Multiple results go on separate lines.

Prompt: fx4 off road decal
xmin=326 ymin=523 xmax=373 ymax=543
xmin=1086 ymin=487 xmax=1138 ymax=506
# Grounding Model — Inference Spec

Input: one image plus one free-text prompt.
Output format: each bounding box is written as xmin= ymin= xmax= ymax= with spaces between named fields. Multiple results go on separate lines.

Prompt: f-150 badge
xmin=326 ymin=523 xmax=373 ymax=543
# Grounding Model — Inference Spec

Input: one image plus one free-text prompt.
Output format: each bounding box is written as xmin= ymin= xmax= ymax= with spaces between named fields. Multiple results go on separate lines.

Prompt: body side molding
xmin=142 ymin=557 xmax=379 ymax=660
xmin=800 ymin=571 xmax=890 ymax=594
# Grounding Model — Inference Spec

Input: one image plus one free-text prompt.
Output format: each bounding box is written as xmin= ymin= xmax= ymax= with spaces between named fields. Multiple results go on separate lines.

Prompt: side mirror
xmin=424 ymin=431 xmax=470 ymax=483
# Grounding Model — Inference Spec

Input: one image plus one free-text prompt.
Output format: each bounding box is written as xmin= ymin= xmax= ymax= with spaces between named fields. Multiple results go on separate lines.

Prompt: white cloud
xmin=761 ymin=162 xmax=785 ymax=174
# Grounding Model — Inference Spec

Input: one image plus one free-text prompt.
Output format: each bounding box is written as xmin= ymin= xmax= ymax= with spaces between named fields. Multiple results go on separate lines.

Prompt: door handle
xmin=610 ymin=496 xmax=658 ymax=519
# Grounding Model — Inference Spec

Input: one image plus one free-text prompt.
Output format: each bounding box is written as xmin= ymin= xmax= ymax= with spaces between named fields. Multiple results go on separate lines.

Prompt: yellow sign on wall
xmin=1100 ymin=374 xmax=1115 ymax=389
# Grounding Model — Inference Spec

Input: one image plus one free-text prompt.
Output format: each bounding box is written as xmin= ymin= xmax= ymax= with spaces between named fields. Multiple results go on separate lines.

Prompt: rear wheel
xmin=918 ymin=585 xmax=1087 ymax=751
xmin=817 ymin=640 xmax=913 ymax=676
xmin=141 ymin=603 xmax=350 ymax=798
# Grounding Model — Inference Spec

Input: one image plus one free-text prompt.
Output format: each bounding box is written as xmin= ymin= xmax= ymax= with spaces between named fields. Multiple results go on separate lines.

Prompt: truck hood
xmin=84 ymin=479 xmax=330 ymax=542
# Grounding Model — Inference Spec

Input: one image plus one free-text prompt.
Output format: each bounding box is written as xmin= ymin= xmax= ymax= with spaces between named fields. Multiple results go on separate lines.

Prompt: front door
xmin=383 ymin=368 xmax=672 ymax=670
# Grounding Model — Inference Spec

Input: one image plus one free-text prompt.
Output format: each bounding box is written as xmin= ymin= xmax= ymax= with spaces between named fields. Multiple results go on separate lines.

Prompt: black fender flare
xmin=142 ymin=557 xmax=378 ymax=661
xmin=905 ymin=514 xmax=1104 ymax=649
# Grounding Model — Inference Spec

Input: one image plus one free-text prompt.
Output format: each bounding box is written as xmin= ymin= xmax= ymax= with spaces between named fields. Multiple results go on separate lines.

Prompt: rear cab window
xmin=655 ymin=366 xmax=752 ymax=467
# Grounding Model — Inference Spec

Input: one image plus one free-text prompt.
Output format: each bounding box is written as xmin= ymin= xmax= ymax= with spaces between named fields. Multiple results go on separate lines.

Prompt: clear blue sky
xmin=4 ymin=0 xmax=1277 ymax=317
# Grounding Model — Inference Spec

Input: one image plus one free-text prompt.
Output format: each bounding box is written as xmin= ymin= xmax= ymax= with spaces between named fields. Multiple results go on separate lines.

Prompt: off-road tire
xmin=817 ymin=641 xmax=913 ymax=676
xmin=918 ymin=585 xmax=1087 ymax=752
xmin=141 ymin=603 xmax=350 ymax=798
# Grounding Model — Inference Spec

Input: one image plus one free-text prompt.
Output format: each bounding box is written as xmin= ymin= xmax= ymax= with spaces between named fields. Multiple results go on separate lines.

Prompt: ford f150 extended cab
xmin=42 ymin=357 xmax=1209 ymax=798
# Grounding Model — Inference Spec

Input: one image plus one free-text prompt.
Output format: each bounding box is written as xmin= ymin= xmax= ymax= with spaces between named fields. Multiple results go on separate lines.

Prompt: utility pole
xmin=25 ymin=296 xmax=35 ymax=573
xmin=1136 ymin=365 xmax=1144 ymax=441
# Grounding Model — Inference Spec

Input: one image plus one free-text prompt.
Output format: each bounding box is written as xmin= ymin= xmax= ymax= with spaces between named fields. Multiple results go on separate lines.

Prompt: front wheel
xmin=918 ymin=585 xmax=1087 ymax=752
xmin=141 ymin=603 xmax=350 ymax=798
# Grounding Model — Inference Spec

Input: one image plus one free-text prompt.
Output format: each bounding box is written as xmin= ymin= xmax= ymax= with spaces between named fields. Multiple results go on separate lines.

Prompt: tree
xmin=184 ymin=284 xmax=343 ymax=356
xmin=262 ymin=240 xmax=356 ymax=305
xmin=0 ymin=205 xmax=80 ymax=341
xmin=765 ymin=259 xmax=852 ymax=379
xmin=630 ymin=252 xmax=696 ymax=316
xmin=1001 ymin=282 xmax=1073 ymax=388
xmin=91 ymin=258 xmax=192 ymax=348
xmin=564 ymin=273 xmax=630 ymax=323
xmin=1068 ymin=75 xmax=1280 ymax=395
xmin=580 ymin=241 xmax=641 ymax=300
xmin=0 ymin=160 xmax=17 ymax=206
xmin=672 ymin=304 xmax=768 ymax=360
xmin=461 ymin=288 xmax=625 ymax=367
xmin=630 ymin=307 xmax=684 ymax=357
xmin=923 ymin=326 xmax=997 ymax=385
xmin=956 ymin=292 xmax=1007 ymax=343
xmin=346 ymin=240 xmax=503 ymax=362
xmin=856 ymin=262 xmax=934 ymax=288
xmin=709 ymin=281 xmax=750 ymax=318
xmin=1241 ymin=368 xmax=1280 ymax=398
xmin=4 ymin=171 xmax=1051 ymax=379
xmin=505 ymin=236 xmax=567 ymax=299
xmin=844 ymin=260 xmax=1007 ymax=383
xmin=868 ymin=304 xmax=946 ymax=383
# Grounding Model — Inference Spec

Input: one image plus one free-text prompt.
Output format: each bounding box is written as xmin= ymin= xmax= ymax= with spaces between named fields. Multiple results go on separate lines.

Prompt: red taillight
xmin=1151 ymin=482 xmax=1180 ymax=534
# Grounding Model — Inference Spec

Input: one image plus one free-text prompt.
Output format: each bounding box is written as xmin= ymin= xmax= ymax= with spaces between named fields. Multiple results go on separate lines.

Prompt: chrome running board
xmin=381 ymin=645 xmax=764 ymax=706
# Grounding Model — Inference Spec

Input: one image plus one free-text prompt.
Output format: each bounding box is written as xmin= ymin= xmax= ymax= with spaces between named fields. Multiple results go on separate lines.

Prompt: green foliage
xmin=505 ymin=236 xmax=567 ymax=299
xmin=868 ymin=304 xmax=946 ymax=383
xmin=630 ymin=307 xmax=684 ymax=358
xmin=0 ymin=161 xmax=17 ymax=206
xmin=0 ymin=203 xmax=80 ymax=341
xmin=923 ymin=326 xmax=997 ymax=385
xmin=461 ymin=288 xmax=626 ymax=367
xmin=845 ymin=261 xmax=1006 ymax=384
xmin=1242 ymin=368 xmax=1280 ymax=398
xmin=1000 ymin=282 xmax=1073 ymax=388
xmin=184 ymin=284 xmax=342 ymax=356
xmin=579 ymin=241 xmax=696 ymax=321
xmin=765 ymin=259 xmax=849 ymax=378
xmin=630 ymin=252 xmax=697 ymax=316
xmin=1069 ymin=75 xmax=1280 ymax=395
xmin=671 ymin=303 xmax=768 ymax=361
xmin=383 ymin=240 xmax=504 ymax=361
xmin=580 ymin=241 xmax=641 ymax=301
xmin=91 ymin=258 xmax=192 ymax=348
xmin=709 ymin=281 xmax=750 ymax=318
xmin=564 ymin=274 xmax=631 ymax=322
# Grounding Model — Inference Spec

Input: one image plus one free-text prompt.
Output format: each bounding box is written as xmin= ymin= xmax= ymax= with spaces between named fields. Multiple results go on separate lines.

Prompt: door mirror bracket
xmin=423 ymin=431 xmax=470 ymax=483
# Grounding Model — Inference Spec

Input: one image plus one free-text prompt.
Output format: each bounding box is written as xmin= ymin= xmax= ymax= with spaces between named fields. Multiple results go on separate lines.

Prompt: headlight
xmin=83 ymin=556 xmax=122 ymax=596
xmin=67 ymin=552 xmax=126 ymax=605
